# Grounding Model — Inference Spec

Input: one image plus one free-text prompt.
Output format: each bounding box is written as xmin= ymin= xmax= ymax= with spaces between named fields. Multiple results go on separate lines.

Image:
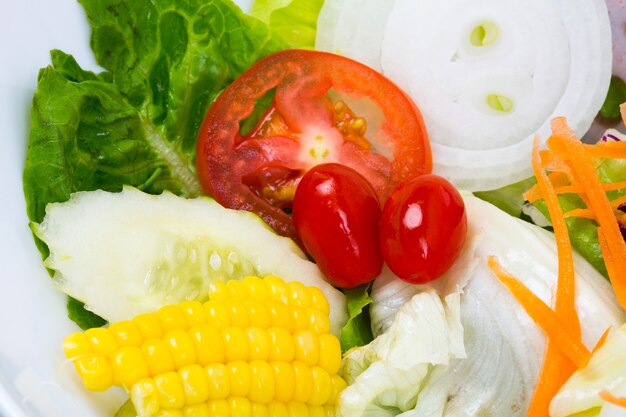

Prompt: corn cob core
xmin=62 ymin=276 xmax=346 ymax=416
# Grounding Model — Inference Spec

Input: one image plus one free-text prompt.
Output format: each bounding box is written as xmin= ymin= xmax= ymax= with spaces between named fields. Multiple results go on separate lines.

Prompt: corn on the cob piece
xmin=130 ymin=361 xmax=345 ymax=415
xmin=148 ymin=399 xmax=337 ymax=417
xmin=63 ymin=275 xmax=345 ymax=417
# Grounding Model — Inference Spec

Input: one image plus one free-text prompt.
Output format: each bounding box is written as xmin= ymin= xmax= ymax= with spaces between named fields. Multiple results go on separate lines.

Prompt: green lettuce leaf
xmin=340 ymin=284 xmax=374 ymax=352
xmin=599 ymin=76 xmax=626 ymax=120
xmin=23 ymin=0 xmax=286 ymax=327
xmin=67 ymin=297 xmax=107 ymax=330
xmin=474 ymin=176 xmax=537 ymax=218
xmin=251 ymin=0 xmax=324 ymax=48
xmin=476 ymin=158 xmax=626 ymax=278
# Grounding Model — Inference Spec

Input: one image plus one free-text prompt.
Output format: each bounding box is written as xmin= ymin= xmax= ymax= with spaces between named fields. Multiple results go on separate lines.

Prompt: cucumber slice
xmin=34 ymin=186 xmax=347 ymax=335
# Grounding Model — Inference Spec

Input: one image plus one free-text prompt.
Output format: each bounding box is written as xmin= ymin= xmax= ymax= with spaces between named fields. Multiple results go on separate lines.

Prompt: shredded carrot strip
xmin=620 ymin=102 xmax=626 ymax=125
xmin=552 ymin=181 xmax=626 ymax=197
xmin=563 ymin=208 xmax=596 ymax=220
xmin=527 ymin=350 xmax=575 ymax=417
xmin=592 ymin=326 xmax=612 ymax=354
xmin=599 ymin=390 xmax=626 ymax=408
xmin=524 ymin=172 xmax=571 ymax=203
xmin=540 ymin=149 xmax=573 ymax=174
xmin=487 ymin=257 xmax=591 ymax=368
xmin=533 ymin=133 xmax=581 ymax=336
xmin=582 ymin=141 xmax=626 ymax=159
xmin=598 ymin=228 xmax=626 ymax=308
xmin=610 ymin=194 xmax=626 ymax=210
xmin=519 ymin=135 xmax=582 ymax=416
xmin=548 ymin=118 xmax=626 ymax=309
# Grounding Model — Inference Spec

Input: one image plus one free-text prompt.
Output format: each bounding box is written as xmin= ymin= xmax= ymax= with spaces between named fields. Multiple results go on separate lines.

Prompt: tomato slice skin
xmin=380 ymin=175 xmax=467 ymax=283
xmin=292 ymin=164 xmax=383 ymax=288
xmin=197 ymin=49 xmax=431 ymax=242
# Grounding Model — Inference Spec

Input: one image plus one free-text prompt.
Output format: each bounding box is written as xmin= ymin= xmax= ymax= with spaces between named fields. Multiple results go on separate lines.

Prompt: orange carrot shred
xmin=563 ymin=208 xmax=596 ymax=220
xmin=599 ymin=390 xmax=626 ymax=408
xmin=610 ymin=194 xmax=626 ymax=210
xmin=582 ymin=141 xmax=626 ymax=159
xmin=547 ymin=118 xmax=626 ymax=309
xmin=524 ymin=172 xmax=572 ymax=203
xmin=598 ymin=228 xmax=626 ymax=308
xmin=487 ymin=257 xmax=592 ymax=368
xmin=518 ymin=134 xmax=583 ymax=416
xmin=592 ymin=326 xmax=612 ymax=354
xmin=527 ymin=351 xmax=575 ymax=417
xmin=532 ymin=133 xmax=580 ymax=337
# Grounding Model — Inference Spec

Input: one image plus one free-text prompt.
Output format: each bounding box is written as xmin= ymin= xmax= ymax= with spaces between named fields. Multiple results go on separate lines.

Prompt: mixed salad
xmin=20 ymin=0 xmax=626 ymax=416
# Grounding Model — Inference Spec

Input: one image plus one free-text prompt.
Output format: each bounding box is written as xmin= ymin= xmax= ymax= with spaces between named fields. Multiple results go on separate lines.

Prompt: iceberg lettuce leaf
xmin=251 ymin=0 xmax=323 ymax=48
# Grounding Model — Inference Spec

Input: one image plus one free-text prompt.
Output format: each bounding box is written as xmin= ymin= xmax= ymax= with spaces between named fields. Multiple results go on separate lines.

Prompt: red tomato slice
xmin=197 ymin=49 xmax=431 ymax=242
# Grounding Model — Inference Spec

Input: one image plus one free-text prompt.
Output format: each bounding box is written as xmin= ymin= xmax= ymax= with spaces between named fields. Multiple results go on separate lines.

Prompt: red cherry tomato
xmin=380 ymin=174 xmax=467 ymax=283
xmin=196 ymin=49 xmax=431 ymax=244
xmin=292 ymin=163 xmax=383 ymax=288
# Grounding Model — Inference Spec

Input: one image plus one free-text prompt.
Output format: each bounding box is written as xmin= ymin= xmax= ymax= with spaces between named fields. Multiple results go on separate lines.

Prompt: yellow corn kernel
xmin=109 ymin=321 xmax=143 ymax=347
xmin=309 ymin=406 xmax=326 ymax=417
xmin=74 ymin=354 xmax=114 ymax=391
xmin=270 ymin=362 xmax=295 ymax=402
xmin=306 ymin=308 xmax=330 ymax=335
xmin=155 ymin=371 xmax=185 ymax=409
xmin=251 ymin=402 xmax=270 ymax=417
xmin=249 ymin=360 xmax=275 ymax=403
xmin=133 ymin=313 xmax=163 ymax=339
xmin=222 ymin=327 xmax=248 ymax=362
xmin=63 ymin=332 xmax=91 ymax=358
xmin=111 ymin=346 xmax=150 ymax=388
xmin=308 ymin=367 xmax=331 ymax=406
xmin=179 ymin=364 xmax=209 ymax=405
xmin=269 ymin=302 xmax=294 ymax=332
xmin=247 ymin=328 xmax=270 ymax=361
xmin=267 ymin=328 xmax=294 ymax=362
xmin=287 ymin=281 xmax=311 ymax=309
xmin=207 ymin=399 xmax=230 ymax=416
xmin=287 ymin=402 xmax=310 ymax=417
xmin=208 ymin=280 xmax=228 ymax=301
xmin=155 ymin=410 xmax=183 ymax=417
xmin=291 ymin=307 xmax=309 ymax=332
xmin=182 ymin=403 xmax=210 ymax=417
xmin=142 ymin=339 xmax=176 ymax=375
xmin=226 ymin=280 xmax=247 ymax=300
xmin=324 ymin=404 xmax=336 ymax=417
xmin=242 ymin=276 xmax=269 ymax=301
xmin=328 ymin=375 xmax=347 ymax=405
xmin=203 ymin=300 xmax=230 ymax=329
xmin=317 ymin=335 xmax=341 ymax=375
xmin=264 ymin=275 xmax=290 ymax=305
xmin=229 ymin=397 xmax=252 ymax=417
xmin=164 ymin=330 xmax=197 ymax=369
xmin=179 ymin=301 xmax=207 ymax=327
xmin=158 ymin=305 xmax=190 ymax=332
xmin=227 ymin=361 xmax=250 ymax=397
xmin=189 ymin=324 xmax=225 ymax=365
xmin=267 ymin=401 xmax=289 ymax=417
xmin=224 ymin=300 xmax=249 ymax=328
xmin=206 ymin=364 xmax=229 ymax=399
xmin=85 ymin=328 xmax=118 ymax=355
xmin=292 ymin=362 xmax=313 ymax=403
xmin=131 ymin=378 xmax=159 ymax=417
xmin=293 ymin=330 xmax=319 ymax=367
xmin=306 ymin=287 xmax=329 ymax=315
xmin=247 ymin=301 xmax=271 ymax=328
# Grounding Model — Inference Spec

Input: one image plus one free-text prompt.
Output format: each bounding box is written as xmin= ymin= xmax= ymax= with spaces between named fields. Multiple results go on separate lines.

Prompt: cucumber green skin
xmin=35 ymin=186 xmax=348 ymax=335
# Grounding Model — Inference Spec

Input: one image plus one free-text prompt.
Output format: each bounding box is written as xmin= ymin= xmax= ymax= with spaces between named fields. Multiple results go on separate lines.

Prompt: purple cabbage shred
xmin=601 ymin=133 xmax=622 ymax=142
